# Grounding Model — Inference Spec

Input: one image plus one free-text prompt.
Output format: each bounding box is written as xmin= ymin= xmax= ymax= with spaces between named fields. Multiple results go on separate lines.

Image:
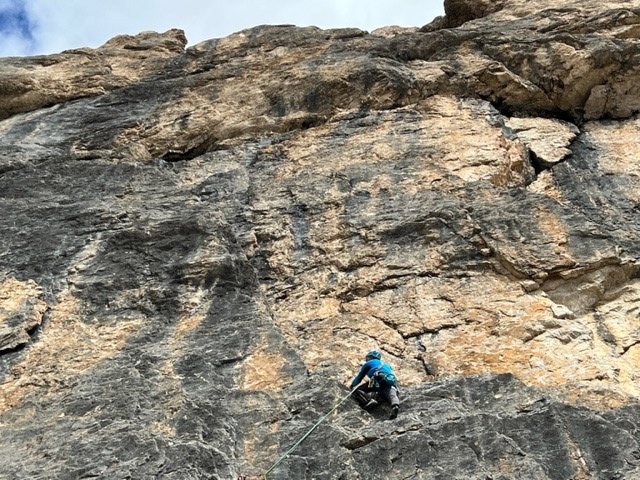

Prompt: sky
xmin=0 ymin=0 xmax=445 ymax=58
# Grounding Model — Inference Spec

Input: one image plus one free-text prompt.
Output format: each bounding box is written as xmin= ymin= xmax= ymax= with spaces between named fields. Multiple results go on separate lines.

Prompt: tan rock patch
xmin=0 ymin=291 xmax=142 ymax=414
xmin=584 ymin=119 xmax=640 ymax=203
xmin=506 ymin=117 xmax=579 ymax=166
xmin=240 ymin=341 xmax=289 ymax=394
xmin=149 ymin=360 xmax=185 ymax=438
xmin=0 ymin=277 xmax=47 ymax=351
xmin=170 ymin=287 xmax=213 ymax=351
xmin=270 ymin=268 xmax=640 ymax=410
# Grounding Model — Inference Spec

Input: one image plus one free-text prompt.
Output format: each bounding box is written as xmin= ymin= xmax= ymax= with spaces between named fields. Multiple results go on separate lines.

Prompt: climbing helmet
xmin=365 ymin=350 xmax=382 ymax=361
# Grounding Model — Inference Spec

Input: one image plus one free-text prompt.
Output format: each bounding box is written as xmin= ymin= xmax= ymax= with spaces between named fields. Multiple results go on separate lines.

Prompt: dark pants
xmin=353 ymin=382 xmax=399 ymax=408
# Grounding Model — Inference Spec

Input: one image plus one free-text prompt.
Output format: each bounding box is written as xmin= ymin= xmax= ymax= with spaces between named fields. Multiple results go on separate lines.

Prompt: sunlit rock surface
xmin=1 ymin=0 xmax=640 ymax=478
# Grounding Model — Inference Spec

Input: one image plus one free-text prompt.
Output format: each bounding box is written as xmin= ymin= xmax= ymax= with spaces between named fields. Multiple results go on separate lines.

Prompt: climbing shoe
xmin=364 ymin=399 xmax=378 ymax=411
xmin=389 ymin=405 xmax=399 ymax=420
xmin=353 ymin=390 xmax=369 ymax=407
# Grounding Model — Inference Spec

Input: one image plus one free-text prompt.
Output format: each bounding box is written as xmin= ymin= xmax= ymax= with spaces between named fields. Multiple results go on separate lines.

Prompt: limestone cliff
xmin=1 ymin=0 xmax=640 ymax=478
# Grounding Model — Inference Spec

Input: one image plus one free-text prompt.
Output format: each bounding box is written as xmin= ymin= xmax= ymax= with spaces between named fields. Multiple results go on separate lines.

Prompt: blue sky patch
xmin=0 ymin=1 xmax=33 ymax=41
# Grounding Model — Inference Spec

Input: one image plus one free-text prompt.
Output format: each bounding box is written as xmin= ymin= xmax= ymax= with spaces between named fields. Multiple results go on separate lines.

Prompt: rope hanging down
xmin=263 ymin=387 xmax=358 ymax=479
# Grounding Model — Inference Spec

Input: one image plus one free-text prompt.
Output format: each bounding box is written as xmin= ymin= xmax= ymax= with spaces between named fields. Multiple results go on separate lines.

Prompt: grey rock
xmin=551 ymin=304 xmax=576 ymax=319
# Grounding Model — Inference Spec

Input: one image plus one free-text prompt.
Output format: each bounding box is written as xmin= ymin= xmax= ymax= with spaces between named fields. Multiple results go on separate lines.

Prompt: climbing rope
xmin=263 ymin=386 xmax=358 ymax=479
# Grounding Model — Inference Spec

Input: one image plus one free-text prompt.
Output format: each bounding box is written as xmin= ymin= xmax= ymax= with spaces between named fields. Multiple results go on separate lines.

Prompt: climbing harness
xmin=263 ymin=386 xmax=358 ymax=479
xmin=371 ymin=370 xmax=396 ymax=389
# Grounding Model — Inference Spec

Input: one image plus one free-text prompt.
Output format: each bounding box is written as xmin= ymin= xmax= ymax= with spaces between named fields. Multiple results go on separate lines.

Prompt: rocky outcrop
xmin=1 ymin=0 xmax=640 ymax=479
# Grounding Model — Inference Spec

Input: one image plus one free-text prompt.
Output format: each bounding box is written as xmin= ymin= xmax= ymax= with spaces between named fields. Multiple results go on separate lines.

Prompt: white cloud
xmin=3 ymin=0 xmax=445 ymax=57
xmin=0 ymin=32 xmax=31 ymax=57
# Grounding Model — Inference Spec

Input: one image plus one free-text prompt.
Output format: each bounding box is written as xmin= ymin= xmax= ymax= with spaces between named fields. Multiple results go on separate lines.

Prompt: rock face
xmin=1 ymin=0 xmax=640 ymax=478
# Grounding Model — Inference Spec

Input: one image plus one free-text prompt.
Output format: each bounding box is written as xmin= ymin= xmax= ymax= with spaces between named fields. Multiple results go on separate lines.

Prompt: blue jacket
xmin=350 ymin=359 xmax=394 ymax=389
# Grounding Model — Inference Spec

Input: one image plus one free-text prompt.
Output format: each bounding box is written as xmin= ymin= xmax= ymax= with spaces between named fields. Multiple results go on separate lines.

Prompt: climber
xmin=350 ymin=350 xmax=400 ymax=420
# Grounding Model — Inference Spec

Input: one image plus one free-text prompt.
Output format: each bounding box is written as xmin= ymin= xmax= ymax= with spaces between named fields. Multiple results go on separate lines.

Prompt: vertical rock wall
xmin=1 ymin=0 xmax=640 ymax=478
